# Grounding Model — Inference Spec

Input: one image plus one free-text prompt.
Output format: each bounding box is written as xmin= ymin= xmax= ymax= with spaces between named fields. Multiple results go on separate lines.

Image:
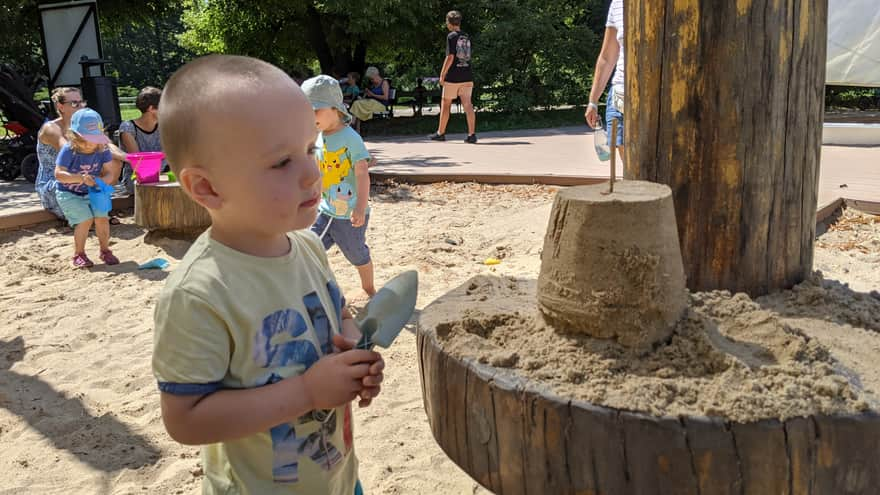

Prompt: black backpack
xmin=454 ymin=32 xmax=472 ymax=65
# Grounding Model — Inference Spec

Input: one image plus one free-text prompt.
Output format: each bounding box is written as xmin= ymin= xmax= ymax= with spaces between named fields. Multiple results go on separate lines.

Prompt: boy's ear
xmin=178 ymin=166 xmax=222 ymax=211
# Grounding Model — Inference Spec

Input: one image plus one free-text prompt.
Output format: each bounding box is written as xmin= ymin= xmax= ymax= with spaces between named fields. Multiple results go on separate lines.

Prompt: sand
xmin=429 ymin=275 xmax=876 ymax=422
xmin=429 ymin=208 xmax=880 ymax=423
xmin=0 ymin=183 xmax=877 ymax=494
xmin=537 ymin=181 xmax=687 ymax=347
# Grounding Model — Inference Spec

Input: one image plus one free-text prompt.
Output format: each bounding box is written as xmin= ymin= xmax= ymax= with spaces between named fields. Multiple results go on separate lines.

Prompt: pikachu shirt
xmin=316 ymin=126 xmax=371 ymax=220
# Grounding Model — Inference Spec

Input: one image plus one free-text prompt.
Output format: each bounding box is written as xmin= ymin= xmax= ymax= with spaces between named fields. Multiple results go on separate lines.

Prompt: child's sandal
xmin=72 ymin=253 xmax=94 ymax=269
xmin=100 ymin=249 xmax=120 ymax=266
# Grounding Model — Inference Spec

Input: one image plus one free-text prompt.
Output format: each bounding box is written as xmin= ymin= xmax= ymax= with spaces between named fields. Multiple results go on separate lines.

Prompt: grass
xmin=120 ymin=107 xmax=140 ymax=121
xmin=362 ymin=107 xmax=586 ymax=137
xmin=115 ymin=105 xmax=585 ymax=136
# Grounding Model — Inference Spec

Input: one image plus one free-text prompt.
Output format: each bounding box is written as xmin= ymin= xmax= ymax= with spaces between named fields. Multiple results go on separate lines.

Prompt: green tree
xmin=462 ymin=0 xmax=607 ymax=111
xmin=102 ymin=2 xmax=194 ymax=88
xmin=179 ymin=0 xmax=443 ymax=78
xmin=0 ymin=0 xmax=181 ymax=88
xmin=0 ymin=1 xmax=46 ymax=85
xmin=178 ymin=0 xmax=609 ymax=110
xmin=2 ymin=0 xmax=612 ymax=113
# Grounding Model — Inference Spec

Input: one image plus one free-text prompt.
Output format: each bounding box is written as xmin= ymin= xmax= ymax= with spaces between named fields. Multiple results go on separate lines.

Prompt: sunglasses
xmin=65 ymin=100 xmax=87 ymax=108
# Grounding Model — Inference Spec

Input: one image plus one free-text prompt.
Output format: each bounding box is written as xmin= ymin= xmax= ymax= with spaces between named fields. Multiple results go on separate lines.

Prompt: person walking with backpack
xmin=428 ymin=10 xmax=477 ymax=144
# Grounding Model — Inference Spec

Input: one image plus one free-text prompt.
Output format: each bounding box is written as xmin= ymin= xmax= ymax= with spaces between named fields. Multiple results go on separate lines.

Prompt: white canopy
xmin=827 ymin=0 xmax=880 ymax=86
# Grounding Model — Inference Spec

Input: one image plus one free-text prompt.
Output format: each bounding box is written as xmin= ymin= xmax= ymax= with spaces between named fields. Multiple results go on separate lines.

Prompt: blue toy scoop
xmin=88 ymin=177 xmax=114 ymax=212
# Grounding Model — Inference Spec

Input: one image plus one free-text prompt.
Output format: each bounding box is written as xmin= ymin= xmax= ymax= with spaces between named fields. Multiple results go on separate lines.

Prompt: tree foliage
xmin=178 ymin=0 xmax=444 ymax=78
xmin=1 ymin=0 xmax=185 ymax=90
xmin=463 ymin=0 xmax=607 ymax=111
xmin=1 ymin=0 xmax=613 ymax=112
xmin=0 ymin=1 xmax=46 ymax=86
xmin=178 ymin=0 xmax=609 ymax=110
xmin=102 ymin=2 xmax=194 ymax=88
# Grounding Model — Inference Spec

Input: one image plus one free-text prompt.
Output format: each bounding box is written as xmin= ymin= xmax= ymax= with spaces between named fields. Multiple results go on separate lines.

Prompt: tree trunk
xmin=134 ymin=182 xmax=211 ymax=234
xmin=305 ymin=5 xmax=334 ymax=74
xmin=353 ymin=40 xmax=368 ymax=76
xmin=153 ymin=5 xmax=164 ymax=76
xmin=625 ymin=0 xmax=827 ymax=296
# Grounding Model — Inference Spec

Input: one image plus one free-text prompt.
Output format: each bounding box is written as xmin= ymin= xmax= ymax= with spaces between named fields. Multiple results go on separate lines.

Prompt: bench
xmin=396 ymin=89 xmax=443 ymax=116
xmin=372 ymin=86 xmax=397 ymax=119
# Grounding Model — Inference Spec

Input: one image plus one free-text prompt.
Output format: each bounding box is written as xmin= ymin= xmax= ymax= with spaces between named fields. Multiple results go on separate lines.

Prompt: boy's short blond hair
xmin=159 ymin=55 xmax=291 ymax=175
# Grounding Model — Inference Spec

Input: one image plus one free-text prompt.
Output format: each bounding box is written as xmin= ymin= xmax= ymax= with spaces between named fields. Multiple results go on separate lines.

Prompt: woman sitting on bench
xmin=350 ymin=66 xmax=390 ymax=133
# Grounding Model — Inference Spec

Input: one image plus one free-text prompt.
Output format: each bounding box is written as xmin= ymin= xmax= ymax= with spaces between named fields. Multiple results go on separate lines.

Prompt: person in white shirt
xmin=585 ymin=0 xmax=625 ymax=163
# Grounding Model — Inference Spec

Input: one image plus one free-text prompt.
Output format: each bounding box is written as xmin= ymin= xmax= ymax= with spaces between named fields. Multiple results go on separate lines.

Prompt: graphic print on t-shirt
xmin=455 ymin=33 xmax=471 ymax=67
xmin=252 ymin=280 xmax=349 ymax=483
xmin=320 ymin=145 xmax=351 ymax=191
xmin=319 ymin=144 xmax=359 ymax=218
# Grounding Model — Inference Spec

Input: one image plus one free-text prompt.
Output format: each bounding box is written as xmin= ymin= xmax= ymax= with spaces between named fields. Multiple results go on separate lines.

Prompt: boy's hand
xmin=333 ymin=334 xmax=384 ymax=408
xmin=351 ymin=208 xmax=366 ymax=228
xmin=302 ymin=340 xmax=382 ymax=411
xmin=341 ymin=317 xmax=362 ymax=342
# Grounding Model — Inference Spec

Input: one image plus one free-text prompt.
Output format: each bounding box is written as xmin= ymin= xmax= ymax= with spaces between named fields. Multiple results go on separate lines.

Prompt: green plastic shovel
xmin=354 ymin=270 xmax=419 ymax=350
xmin=310 ymin=270 xmax=418 ymax=423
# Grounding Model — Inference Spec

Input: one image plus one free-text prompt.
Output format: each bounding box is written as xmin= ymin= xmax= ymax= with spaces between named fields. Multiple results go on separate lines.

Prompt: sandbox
xmin=418 ymin=182 xmax=880 ymax=494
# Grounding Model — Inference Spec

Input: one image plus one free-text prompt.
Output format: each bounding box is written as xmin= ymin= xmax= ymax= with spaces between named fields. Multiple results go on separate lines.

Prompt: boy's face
xmin=200 ymin=78 xmax=321 ymax=235
xmin=314 ymin=107 xmax=340 ymax=132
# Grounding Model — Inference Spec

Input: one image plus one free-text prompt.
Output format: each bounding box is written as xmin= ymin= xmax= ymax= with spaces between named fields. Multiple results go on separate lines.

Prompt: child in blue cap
xmin=54 ymin=108 xmax=120 ymax=268
xmin=302 ymin=75 xmax=377 ymax=300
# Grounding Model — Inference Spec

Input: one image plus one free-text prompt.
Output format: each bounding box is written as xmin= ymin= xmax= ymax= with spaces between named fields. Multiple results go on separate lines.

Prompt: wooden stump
xmin=419 ymin=277 xmax=880 ymax=495
xmin=626 ymin=0 xmax=827 ymax=296
xmin=134 ymin=182 xmax=211 ymax=234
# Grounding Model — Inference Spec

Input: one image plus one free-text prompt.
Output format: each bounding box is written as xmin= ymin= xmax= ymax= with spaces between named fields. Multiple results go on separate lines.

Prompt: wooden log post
xmin=134 ymin=182 xmax=211 ymax=234
xmin=626 ymin=0 xmax=827 ymax=296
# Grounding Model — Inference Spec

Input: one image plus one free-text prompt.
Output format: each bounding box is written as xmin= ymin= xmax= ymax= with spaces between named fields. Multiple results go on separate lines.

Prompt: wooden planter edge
xmin=418 ymin=324 xmax=880 ymax=495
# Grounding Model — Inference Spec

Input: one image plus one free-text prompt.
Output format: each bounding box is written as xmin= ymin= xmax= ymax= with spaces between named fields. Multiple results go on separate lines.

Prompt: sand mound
xmin=430 ymin=271 xmax=880 ymax=422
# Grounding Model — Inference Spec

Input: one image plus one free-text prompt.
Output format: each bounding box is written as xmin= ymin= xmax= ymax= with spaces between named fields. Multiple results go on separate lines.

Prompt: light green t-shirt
xmin=152 ymin=229 xmax=357 ymax=495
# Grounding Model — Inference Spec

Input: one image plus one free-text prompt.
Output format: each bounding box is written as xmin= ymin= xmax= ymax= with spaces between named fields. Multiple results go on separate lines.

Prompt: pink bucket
xmin=127 ymin=152 xmax=165 ymax=184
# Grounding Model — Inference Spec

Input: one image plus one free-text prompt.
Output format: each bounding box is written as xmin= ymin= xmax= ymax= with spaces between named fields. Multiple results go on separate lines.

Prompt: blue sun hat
xmin=70 ymin=108 xmax=110 ymax=144
xmin=301 ymin=75 xmax=352 ymax=123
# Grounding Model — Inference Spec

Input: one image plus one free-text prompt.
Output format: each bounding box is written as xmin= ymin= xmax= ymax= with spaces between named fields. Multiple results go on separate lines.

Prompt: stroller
xmin=0 ymin=64 xmax=48 ymax=183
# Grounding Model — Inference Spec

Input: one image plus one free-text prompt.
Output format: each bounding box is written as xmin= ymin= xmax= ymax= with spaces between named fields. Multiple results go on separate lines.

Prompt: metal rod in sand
xmin=606 ymin=117 xmax=618 ymax=194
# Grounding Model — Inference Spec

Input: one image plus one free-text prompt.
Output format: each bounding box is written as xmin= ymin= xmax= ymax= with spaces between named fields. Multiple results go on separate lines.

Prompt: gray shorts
xmin=311 ymin=212 xmax=371 ymax=266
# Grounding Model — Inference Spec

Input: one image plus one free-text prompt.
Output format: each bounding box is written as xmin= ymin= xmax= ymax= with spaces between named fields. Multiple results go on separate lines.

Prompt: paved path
xmin=2 ymin=127 xmax=878 ymax=223
xmin=369 ymin=127 xmax=614 ymax=182
xmin=367 ymin=127 xmax=880 ymax=208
